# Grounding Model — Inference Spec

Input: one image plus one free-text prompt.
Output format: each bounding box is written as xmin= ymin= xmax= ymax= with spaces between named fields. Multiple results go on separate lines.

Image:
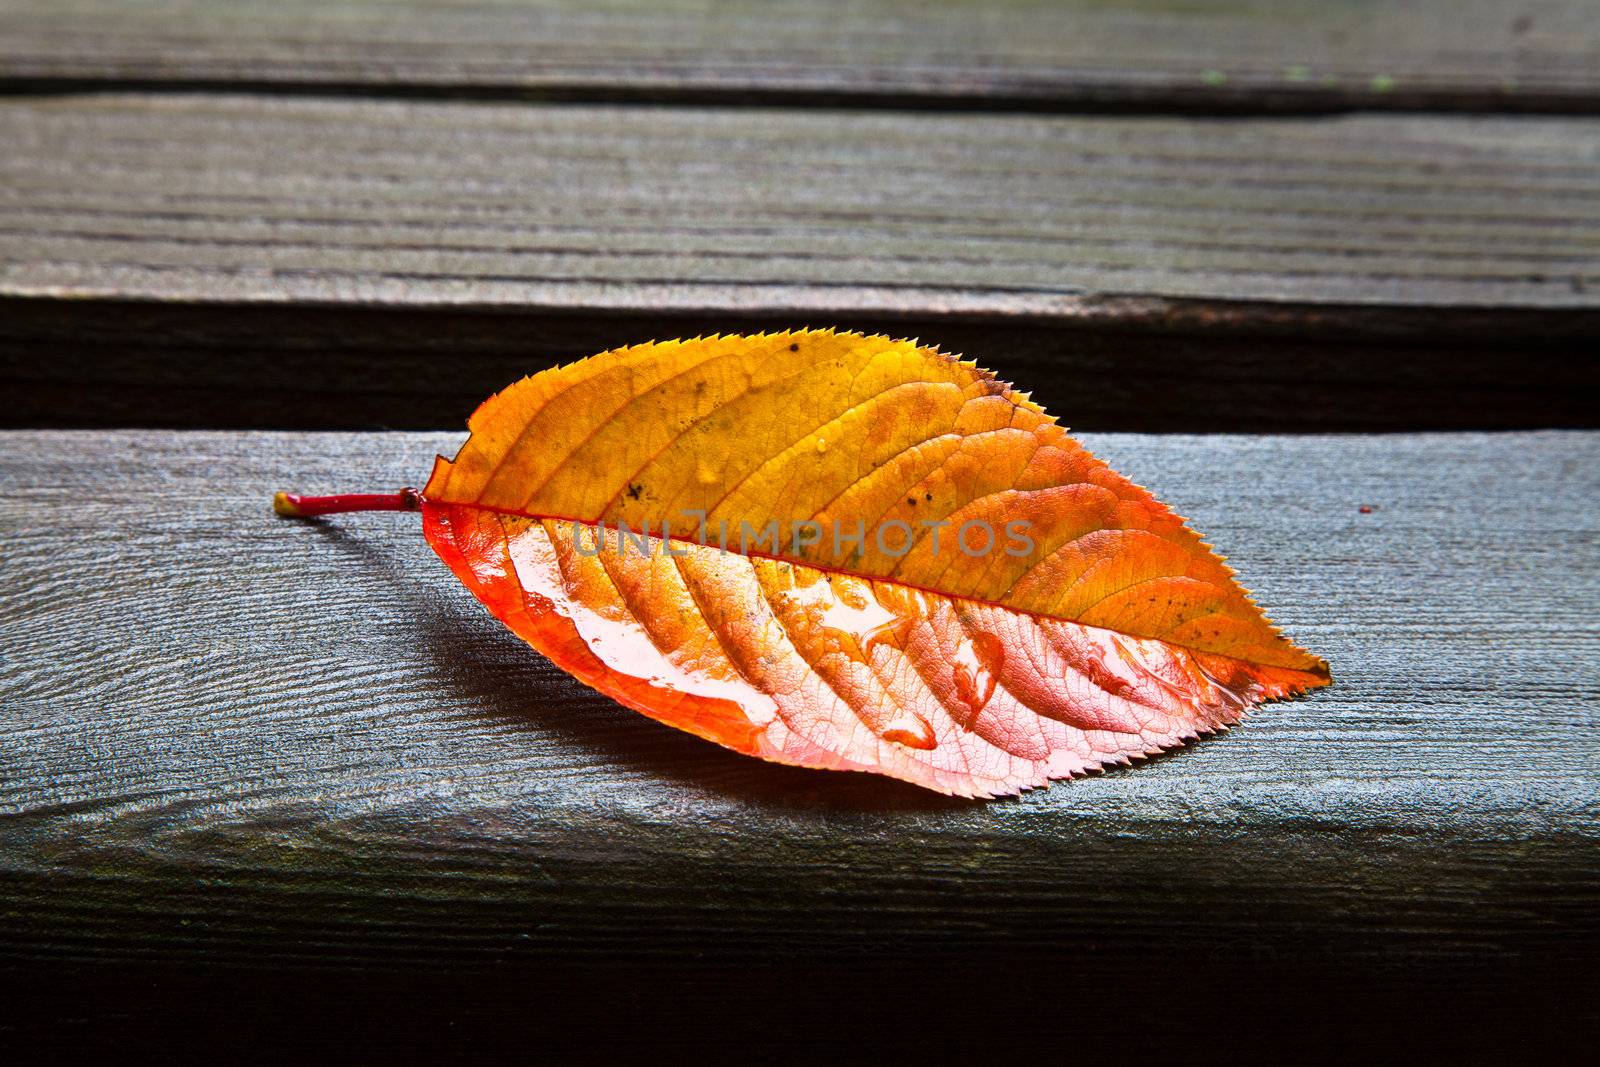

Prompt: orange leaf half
xmin=422 ymin=330 xmax=1329 ymax=797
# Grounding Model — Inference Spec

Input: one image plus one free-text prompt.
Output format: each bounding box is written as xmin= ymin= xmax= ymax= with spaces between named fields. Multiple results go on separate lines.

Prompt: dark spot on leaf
xmin=924 ymin=492 xmax=933 ymax=502
xmin=626 ymin=483 xmax=644 ymax=501
xmin=789 ymin=343 xmax=800 ymax=352
xmin=907 ymin=497 xmax=916 ymax=506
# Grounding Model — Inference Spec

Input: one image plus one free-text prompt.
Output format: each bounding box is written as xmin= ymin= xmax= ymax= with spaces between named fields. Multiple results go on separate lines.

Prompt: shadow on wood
xmin=4 ymin=297 xmax=1597 ymax=431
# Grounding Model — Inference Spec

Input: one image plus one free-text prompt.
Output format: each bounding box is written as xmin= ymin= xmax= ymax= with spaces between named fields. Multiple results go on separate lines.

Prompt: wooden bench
xmin=1 ymin=1 xmax=1596 ymax=1057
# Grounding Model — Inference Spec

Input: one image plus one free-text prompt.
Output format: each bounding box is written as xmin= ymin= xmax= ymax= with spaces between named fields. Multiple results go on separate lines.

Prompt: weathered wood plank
xmin=1 ymin=95 xmax=1597 ymax=430
xmin=1 ymin=429 xmax=1595 ymax=979
xmin=4 ymin=95 xmax=1597 ymax=312
xmin=1 ymin=0 xmax=1598 ymax=113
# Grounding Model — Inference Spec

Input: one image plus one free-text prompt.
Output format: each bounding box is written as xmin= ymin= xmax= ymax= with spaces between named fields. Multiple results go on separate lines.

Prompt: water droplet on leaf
xmin=951 ymin=631 xmax=1003 ymax=720
xmin=880 ymin=711 xmax=937 ymax=750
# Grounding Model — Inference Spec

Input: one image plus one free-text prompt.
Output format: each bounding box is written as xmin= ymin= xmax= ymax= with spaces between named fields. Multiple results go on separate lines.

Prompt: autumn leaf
xmin=277 ymin=330 xmax=1329 ymax=797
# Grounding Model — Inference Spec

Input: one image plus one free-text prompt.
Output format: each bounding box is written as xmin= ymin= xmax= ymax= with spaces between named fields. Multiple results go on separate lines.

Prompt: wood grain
xmin=3 ymin=3 xmax=1595 ymax=1053
xmin=1 ymin=429 xmax=1594 ymax=976
xmin=3 ymin=94 xmax=1597 ymax=313
xmin=3 ymin=94 xmax=1596 ymax=431
xmin=1 ymin=0 xmax=1597 ymax=113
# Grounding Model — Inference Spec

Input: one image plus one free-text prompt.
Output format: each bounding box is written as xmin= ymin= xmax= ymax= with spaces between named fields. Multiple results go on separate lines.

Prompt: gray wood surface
xmin=3 ymin=2 xmax=1595 ymax=1055
xmin=2 ymin=94 xmax=1597 ymax=314
xmin=5 ymin=94 xmax=1597 ymax=431
xmin=2 ymin=1 xmax=1598 ymax=113
xmin=2 ymin=429 xmax=1595 ymax=971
